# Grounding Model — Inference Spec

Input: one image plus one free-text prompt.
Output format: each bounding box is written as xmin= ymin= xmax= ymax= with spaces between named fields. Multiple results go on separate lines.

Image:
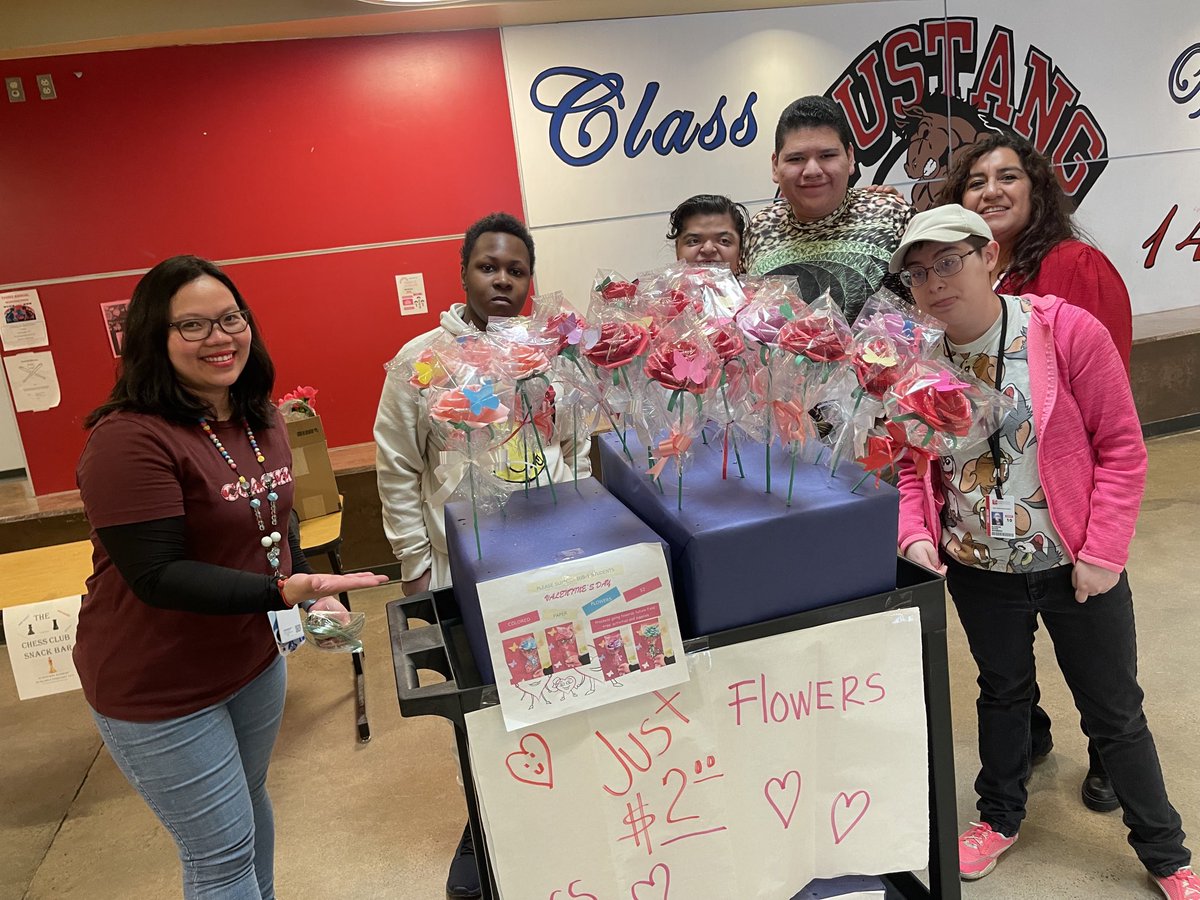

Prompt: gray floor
xmin=2 ymin=431 xmax=1197 ymax=900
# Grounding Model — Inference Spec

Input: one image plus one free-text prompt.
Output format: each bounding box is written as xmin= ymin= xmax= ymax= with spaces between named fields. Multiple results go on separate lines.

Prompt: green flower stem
xmin=519 ymin=383 xmax=556 ymax=503
xmin=786 ymin=442 xmax=798 ymax=507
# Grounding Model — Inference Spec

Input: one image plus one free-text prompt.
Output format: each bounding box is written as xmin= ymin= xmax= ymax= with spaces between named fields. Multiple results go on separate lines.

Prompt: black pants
xmin=946 ymin=559 xmax=1188 ymax=876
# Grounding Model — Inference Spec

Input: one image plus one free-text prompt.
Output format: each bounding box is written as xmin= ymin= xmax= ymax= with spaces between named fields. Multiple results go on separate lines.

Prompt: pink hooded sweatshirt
xmin=898 ymin=294 xmax=1147 ymax=574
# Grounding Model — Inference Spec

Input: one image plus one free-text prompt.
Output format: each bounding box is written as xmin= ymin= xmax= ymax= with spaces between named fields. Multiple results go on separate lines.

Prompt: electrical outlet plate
xmin=36 ymin=74 xmax=56 ymax=99
xmin=5 ymin=76 xmax=25 ymax=102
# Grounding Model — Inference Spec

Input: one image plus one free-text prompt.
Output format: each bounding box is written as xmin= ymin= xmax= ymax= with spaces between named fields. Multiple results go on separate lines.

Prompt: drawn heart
xmin=831 ymin=790 xmax=871 ymax=844
xmin=630 ymin=862 xmax=671 ymax=900
xmin=763 ymin=770 xmax=802 ymax=829
xmin=505 ymin=733 xmax=553 ymax=789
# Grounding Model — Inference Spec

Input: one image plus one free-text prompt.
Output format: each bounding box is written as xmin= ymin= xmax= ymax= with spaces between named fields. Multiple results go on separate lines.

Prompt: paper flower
xmin=408 ymin=349 xmax=448 ymax=389
xmin=852 ymin=336 xmax=902 ymax=397
xmin=277 ymin=385 xmax=319 ymax=418
xmin=644 ymin=340 xmax=715 ymax=393
xmin=504 ymin=343 xmax=552 ymax=381
xmin=457 ymin=335 xmax=497 ymax=370
xmin=542 ymin=311 xmax=589 ymax=354
xmin=707 ymin=325 xmax=746 ymax=363
xmin=600 ymin=280 xmax=638 ymax=301
xmin=778 ymin=316 xmax=847 ymax=362
xmin=429 ymin=382 xmax=510 ymax=429
xmin=736 ymin=304 xmax=787 ymax=346
xmin=896 ymin=375 xmax=974 ymax=437
xmin=582 ymin=321 xmax=650 ymax=370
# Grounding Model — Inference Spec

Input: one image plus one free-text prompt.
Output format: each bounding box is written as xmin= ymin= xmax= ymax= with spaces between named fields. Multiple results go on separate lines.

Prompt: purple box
xmin=598 ymin=432 xmax=898 ymax=637
xmin=446 ymin=477 xmax=671 ymax=685
xmin=791 ymin=875 xmax=887 ymax=898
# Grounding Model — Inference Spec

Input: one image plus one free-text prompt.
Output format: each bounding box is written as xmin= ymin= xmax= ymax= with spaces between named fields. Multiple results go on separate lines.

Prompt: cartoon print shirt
xmin=939 ymin=294 xmax=1067 ymax=573
xmin=744 ymin=188 xmax=914 ymax=322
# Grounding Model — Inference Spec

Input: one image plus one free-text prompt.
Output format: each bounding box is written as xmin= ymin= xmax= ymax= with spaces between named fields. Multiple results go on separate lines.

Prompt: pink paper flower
xmin=644 ymin=340 xmax=716 ymax=393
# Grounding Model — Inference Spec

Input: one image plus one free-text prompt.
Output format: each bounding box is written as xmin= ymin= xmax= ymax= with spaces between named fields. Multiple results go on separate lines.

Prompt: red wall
xmin=0 ymin=30 xmax=524 ymax=493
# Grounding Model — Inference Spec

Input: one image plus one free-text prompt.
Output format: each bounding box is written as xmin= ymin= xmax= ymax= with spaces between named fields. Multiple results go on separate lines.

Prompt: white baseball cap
xmin=889 ymin=204 xmax=994 ymax=273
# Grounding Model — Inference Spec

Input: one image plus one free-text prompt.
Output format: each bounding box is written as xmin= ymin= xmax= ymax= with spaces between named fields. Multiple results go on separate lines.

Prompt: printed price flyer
xmin=477 ymin=542 xmax=687 ymax=731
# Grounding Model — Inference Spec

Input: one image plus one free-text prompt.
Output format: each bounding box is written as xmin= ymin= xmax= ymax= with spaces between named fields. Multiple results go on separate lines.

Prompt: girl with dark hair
xmin=666 ymin=194 xmax=749 ymax=274
xmin=939 ymin=131 xmax=1133 ymax=374
xmin=940 ymin=133 xmax=1133 ymax=815
xmin=374 ymin=214 xmax=590 ymax=899
xmin=75 ymin=255 xmax=386 ymax=900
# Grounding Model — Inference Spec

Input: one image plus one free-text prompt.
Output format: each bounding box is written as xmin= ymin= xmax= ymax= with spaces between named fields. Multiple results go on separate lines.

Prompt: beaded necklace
xmin=199 ymin=417 xmax=283 ymax=578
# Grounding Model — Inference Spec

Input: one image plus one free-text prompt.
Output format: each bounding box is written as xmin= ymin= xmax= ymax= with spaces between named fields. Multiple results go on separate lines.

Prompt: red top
xmin=75 ymin=411 xmax=293 ymax=721
xmin=999 ymin=238 xmax=1132 ymax=376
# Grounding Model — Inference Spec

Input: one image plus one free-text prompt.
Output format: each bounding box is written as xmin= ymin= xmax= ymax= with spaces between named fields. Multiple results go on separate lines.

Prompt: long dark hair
xmin=938 ymin=131 xmax=1080 ymax=290
xmin=85 ymin=256 xmax=276 ymax=429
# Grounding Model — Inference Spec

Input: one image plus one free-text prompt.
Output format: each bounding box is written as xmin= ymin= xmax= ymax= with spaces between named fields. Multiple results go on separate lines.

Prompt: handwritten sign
xmin=465 ymin=609 xmax=927 ymax=898
xmin=478 ymin=543 xmax=688 ymax=732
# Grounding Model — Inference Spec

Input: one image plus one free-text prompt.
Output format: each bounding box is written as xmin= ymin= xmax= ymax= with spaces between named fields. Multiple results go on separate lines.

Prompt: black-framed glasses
xmin=900 ymin=247 xmax=981 ymax=288
xmin=168 ymin=309 xmax=251 ymax=342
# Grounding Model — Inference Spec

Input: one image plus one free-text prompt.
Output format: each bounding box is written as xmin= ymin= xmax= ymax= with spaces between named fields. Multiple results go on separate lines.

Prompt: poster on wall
xmin=395 ymin=273 xmax=429 ymax=317
xmin=3 ymin=596 xmax=83 ymax=700
xmin=1 ymin=289 xmax=49 ymax=351
xmin=99 ymin=299 xmax=130 ymax=358
xmin=3 ymin=351 xmax=61 ymax=412
xmin=502 ymin=0 xmax=1200 ymax=314
xmin=466 ymin=608 xmax=928 ymax=898
xmin=478 ymin=543 xmax=687 ymax=732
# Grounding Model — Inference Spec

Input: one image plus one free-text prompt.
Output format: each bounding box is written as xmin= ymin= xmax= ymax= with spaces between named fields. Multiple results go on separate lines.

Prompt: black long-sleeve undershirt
xmin=95 ymin=515 xmax=313 ymax=615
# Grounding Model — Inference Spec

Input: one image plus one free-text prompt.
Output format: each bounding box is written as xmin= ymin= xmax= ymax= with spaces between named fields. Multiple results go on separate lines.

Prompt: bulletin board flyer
xmin=478 ymin=542 xmax=688 ymax=732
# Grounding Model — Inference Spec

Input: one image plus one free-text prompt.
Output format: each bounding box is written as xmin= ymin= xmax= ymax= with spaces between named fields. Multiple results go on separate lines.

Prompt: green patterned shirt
xmin=745 ymin=188 xmax=914 ymax=322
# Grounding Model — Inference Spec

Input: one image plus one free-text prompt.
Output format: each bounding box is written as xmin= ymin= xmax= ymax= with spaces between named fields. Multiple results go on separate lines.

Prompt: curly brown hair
xmin=937 ymin=131 xmax=1081 ymax=290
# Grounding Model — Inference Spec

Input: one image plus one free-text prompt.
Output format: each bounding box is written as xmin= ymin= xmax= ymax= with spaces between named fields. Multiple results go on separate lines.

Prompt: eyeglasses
xmin=168 ymin=309 xmax=251 ymax=342
xmin=899 ymin=248 xmax=981 ymax=288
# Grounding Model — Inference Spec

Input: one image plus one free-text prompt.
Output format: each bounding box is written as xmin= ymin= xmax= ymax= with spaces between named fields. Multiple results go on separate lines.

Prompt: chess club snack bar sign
xmin=466 ymin=609 xmax=928 ymax=898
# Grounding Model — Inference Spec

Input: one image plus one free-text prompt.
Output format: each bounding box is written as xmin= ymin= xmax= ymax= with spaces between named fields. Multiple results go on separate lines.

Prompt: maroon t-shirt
xmin=75 ymin=410 xmax=295 ymax=721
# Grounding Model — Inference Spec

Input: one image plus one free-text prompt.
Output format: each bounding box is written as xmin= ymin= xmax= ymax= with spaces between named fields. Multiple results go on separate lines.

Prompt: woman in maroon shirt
xmin=939 ymin=133 xmax=1133 ymax=815
xmin=76 ymin=255 xmax=384 ymax=900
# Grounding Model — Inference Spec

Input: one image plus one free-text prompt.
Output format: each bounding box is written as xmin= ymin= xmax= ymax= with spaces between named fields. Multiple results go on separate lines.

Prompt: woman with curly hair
xmin=939 ymin=130 xmax=1132 ymax=374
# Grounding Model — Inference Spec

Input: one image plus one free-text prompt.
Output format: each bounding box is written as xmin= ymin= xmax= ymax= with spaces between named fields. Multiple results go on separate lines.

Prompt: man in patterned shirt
xmin=744 ymin=95 xmax=913 ymax=321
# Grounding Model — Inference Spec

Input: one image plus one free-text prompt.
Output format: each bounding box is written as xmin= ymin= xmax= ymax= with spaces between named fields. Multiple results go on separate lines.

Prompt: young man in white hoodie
xmin=373 ymin=212 xmax=590 ymax=899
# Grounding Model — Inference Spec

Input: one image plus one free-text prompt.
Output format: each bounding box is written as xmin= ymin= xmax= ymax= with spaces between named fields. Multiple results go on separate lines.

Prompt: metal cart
xmin=388 ymin=558 xmax=960 ymax=900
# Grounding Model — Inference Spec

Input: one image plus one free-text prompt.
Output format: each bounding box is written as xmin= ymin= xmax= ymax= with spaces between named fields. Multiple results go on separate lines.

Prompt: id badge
xmin=268 ymin=607 xmax=306 ymax=655
xmin=985 ymin=496 xmax=1017 ymax=539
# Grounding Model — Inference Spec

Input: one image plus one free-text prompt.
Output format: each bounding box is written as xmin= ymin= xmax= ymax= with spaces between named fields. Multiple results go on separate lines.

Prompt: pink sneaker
xmin=1156 ymin=866 xmax=1200 ymax=900
xmin=958 ymin=821 xmax=1017 ymax=880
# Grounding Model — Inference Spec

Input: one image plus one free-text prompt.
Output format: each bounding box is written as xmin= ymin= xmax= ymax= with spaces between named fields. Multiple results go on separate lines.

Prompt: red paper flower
xmin=707 ymin=325 xmax=745 ymax=363
xmin=898 ymin=379 xmax=974 ymax=437
xmin=542 ymin=311 xmax=582 ymax=352
xmin=429 ymin=384 xmax=509 ymax=429
xmin=777 ymin=317 xmax=847 ymax=362
xmin=644 ymin=340 xmax=716 ymax=393
xmin=856 ymin=421 xmax=907 ymax=472
xmin=600 ymin=280 xmax=638 ymax=301
xmin=583 ymin=322 xmax=650 ymax=370
xmin=852 ymin=337 xmax=902 ymax=397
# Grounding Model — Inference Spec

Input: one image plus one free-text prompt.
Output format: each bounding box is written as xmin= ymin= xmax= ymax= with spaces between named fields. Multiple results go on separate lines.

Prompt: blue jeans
xmin=91 ymin=655 xmax=287 ymax=900
xmin=946 ymin=560 xmax=1188 ymax=876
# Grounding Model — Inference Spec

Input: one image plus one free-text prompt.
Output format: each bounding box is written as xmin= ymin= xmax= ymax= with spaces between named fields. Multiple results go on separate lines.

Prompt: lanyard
xmin=945 ymin=297 xmax=1008 ymax=499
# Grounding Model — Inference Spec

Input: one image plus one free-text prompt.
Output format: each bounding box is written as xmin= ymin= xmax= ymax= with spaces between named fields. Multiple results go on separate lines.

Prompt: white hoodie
xmin=373 ymin=304 xmax=592 ymax=587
